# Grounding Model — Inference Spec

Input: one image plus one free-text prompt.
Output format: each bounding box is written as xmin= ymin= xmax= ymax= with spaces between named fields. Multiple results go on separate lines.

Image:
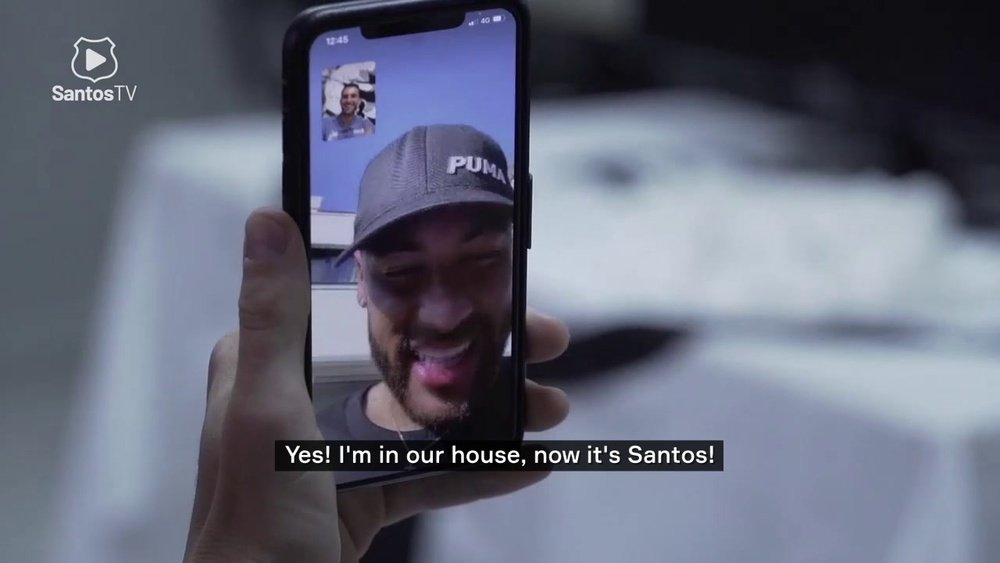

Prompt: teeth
xmin=414 ymin=341 xmax=470 ymax=362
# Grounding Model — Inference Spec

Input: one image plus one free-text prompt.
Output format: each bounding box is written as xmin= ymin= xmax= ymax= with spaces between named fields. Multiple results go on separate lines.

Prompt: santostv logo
xmin=52 ymin=37 xmax=138 ymax=102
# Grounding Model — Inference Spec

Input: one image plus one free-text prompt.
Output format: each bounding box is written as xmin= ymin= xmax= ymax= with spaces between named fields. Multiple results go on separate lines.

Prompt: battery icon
xmin=492 ymin=15 xmax=503 ymax=22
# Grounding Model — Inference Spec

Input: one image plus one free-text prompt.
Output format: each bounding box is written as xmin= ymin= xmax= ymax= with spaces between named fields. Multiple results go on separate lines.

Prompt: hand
xmin=184 ymin=208 xmax=570 ymax=563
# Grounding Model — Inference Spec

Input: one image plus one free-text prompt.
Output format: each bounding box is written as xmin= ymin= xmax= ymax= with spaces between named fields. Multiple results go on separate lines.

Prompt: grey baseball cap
xmin=334 ymin=124 xmax=514 ymax=265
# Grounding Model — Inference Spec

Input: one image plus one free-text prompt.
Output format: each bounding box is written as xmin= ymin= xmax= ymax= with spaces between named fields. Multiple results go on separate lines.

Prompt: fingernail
xmin=244 ymin=212 xmax=289 ymax=261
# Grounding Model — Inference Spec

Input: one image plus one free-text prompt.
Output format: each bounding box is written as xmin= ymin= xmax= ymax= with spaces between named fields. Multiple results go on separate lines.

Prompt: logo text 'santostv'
xmin=53 ymin=36 xmax=137 ymax=103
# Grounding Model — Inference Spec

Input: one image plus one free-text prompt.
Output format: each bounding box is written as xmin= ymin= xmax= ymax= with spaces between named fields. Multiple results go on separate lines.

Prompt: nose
xmin=416 ymin=281 xmax=473 ymax=336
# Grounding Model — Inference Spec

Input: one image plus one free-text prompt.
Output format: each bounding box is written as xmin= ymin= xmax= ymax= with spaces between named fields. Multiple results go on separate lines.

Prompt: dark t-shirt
xmin=316 ymin=384 xmax=443 ymax=485
xmin=316 ymin=367 xmax=515 ymax=485
xmin=316 ymin=383 xmax=438 ymax=442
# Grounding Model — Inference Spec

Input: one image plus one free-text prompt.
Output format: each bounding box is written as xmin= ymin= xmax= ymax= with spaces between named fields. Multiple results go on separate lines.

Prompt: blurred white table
xmin=418 ymin=334 xmax=1000 ymax=563
xmin=47 ymin=91 xmax=1000 ymax=563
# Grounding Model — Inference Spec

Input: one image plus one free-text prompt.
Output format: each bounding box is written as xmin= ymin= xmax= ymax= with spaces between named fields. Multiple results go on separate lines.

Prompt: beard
xmin=369 ymin=314 xmax=510 ymax=434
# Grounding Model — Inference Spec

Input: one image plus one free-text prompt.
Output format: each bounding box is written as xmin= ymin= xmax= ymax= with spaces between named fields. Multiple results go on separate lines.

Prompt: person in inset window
xmin=322 ymin=83 xmax=375 ymax=141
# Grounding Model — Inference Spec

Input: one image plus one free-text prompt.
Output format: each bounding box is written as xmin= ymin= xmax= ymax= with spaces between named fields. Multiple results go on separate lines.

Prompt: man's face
xmin=356 ymin=204 xmax=513 ymax=431
xmin=340 ymin=86 xmax=360 ymax=116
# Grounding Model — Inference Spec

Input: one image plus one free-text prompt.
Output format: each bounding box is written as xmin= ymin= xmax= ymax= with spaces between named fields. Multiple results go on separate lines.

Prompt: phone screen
xmin=306 ymin=8 xmax=520 ymax=486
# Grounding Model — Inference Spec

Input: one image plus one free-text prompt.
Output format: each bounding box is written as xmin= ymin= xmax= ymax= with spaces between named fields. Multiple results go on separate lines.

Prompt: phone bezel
xmin=282 ymin=0 xmax=531 ymax=490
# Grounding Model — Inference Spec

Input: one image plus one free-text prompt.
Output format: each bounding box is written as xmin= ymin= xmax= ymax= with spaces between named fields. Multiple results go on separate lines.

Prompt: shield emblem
xmin=71 ymin=37 xmax=118 ymax=83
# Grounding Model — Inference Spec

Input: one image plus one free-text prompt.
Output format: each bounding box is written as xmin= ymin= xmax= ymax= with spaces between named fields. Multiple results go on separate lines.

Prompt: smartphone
xmin=282 ymin=0 xmax=530 ymax=489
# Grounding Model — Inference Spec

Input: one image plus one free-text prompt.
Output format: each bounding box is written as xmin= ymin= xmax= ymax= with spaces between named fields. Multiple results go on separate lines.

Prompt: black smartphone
xmin=282 ymin=0 xmax=530 ymax=489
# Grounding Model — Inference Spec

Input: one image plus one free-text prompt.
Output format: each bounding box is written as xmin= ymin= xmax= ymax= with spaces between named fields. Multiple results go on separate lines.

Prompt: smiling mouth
xmin=414 ymin=340 xmax=470 ymax=364
xmin=408 ymin=340 xmax=476 ymax=392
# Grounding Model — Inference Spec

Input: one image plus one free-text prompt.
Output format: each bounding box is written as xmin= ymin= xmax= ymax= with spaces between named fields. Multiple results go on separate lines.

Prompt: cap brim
xmin=332 ymin=189 xmax=513 ymax=266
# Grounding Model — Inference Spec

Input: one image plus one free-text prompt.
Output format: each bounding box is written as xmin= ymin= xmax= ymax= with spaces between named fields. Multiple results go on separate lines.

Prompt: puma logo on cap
xmin=446 ymin=155 xmax=509 ymax=185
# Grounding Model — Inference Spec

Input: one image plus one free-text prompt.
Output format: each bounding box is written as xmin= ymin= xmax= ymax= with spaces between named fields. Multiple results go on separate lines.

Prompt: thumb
xmin=223 ymin=208 xmax=318 ymax=451
xmin=194 ymin=209 xmax=339 ymax=560
xmin=234 ymin=208 xmax=311 ymax=404
xmin=224 ymin=207 xmax=317 ymax=472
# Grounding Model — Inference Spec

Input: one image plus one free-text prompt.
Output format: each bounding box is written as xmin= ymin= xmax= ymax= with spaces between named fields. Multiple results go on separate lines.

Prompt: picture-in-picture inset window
xmin=321 ymin=61 xmax=376 ymax=142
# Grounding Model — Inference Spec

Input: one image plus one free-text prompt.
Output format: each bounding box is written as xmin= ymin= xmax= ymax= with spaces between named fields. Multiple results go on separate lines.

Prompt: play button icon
xmin=85 ymin=49 xmax=106 ymax=71
xmin=71 ymin=36 xmax=118 ymax=83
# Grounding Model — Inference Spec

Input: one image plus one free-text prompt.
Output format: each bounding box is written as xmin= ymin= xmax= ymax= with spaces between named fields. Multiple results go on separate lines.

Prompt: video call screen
xmin=307 ymin=9 xmax=518 ymax=485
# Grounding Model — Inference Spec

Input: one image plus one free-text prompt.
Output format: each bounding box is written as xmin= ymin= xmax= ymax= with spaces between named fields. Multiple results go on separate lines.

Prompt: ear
xmin=354 ymin=251 xmax=367 ymax=308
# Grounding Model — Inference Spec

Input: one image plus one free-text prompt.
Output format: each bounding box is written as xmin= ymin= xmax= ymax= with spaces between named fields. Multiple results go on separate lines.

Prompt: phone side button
xmin=525 ymin=173 xmax=533 ymax=249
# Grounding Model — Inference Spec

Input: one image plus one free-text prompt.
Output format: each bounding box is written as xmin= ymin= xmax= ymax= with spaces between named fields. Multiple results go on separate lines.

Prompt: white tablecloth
xmin=46 ymin=92 xmax=1000 ymax=562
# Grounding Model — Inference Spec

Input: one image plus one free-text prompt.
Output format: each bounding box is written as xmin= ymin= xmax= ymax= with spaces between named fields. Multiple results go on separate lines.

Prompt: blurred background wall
xmin=0 ymin=2 xmax=243 ymax=561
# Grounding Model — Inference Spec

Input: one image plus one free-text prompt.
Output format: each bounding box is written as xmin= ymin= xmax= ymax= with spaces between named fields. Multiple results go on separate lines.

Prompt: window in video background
xmin=311 ymin=251 xmax=358 ymax=284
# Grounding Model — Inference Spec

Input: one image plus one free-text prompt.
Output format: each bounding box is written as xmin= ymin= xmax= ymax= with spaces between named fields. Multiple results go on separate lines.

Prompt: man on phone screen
xmin=322 ymin=83 xmax=374 ymax=141
xmin=316 ymin=124 xmax=515 ymax=443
